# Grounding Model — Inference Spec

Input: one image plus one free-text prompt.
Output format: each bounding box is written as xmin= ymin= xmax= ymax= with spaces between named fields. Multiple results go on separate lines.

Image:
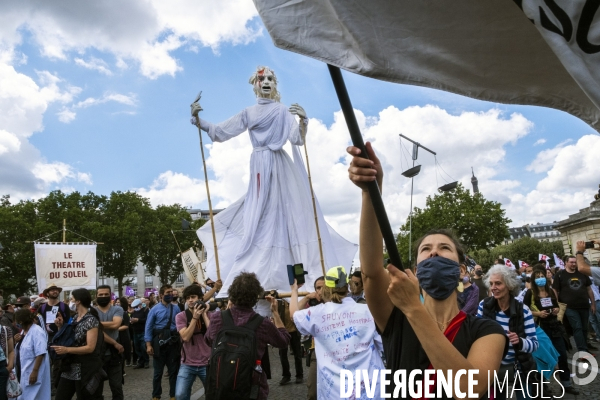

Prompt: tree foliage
xmin=471 ymin=236 xmax=564 ymax=272
xmin=396 ymin=183 xmax=511 ymax=266
xmin=0 ymin=190 xmax=195 ymax=297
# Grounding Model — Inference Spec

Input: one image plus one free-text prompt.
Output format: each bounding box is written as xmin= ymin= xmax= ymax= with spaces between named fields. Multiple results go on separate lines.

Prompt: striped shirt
xmin=477 ymin=300 xmax=538 ymax=365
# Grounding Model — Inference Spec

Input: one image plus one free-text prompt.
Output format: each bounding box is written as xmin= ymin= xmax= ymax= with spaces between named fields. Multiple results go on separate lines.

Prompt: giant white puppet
xmin=190 ymin=66 xmax=357 ymax=299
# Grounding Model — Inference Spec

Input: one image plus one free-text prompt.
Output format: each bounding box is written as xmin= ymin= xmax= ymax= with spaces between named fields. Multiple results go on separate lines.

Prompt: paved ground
xmin=108 ymin=344 xmax=306 ymax=400
xmin=61 ymin=337 xmax=600 ymax=399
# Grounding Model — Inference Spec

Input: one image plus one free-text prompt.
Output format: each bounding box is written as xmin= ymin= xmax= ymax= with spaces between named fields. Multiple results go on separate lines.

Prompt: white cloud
xmin=526 ymin=140 xmax=571 ymax=174
xmin=0 ymin=1 xmax=260 ymax=79
xmin=136 ymin=105 xmax=535 ymax=244
xmin=534 ymin=138 xmax=546 ymax=146
xmin=74 ymin=57 xmax=112 ymax=75
xmin=75 ymin=92 xmax=137 ymax=109
xmin=0 ymin=61 xmax=91 ymax=199
xmin=57 ymin=109 xmax=76 ymax=123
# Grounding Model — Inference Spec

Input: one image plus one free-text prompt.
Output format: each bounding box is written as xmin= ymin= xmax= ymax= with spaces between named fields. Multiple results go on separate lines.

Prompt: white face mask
xmin=69 ymin=301 xmax=77 ymax=312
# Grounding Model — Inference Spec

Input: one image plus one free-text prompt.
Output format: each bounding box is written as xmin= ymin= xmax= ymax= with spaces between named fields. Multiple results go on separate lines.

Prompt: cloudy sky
xmin=1 ymin=1 xmax=599 ymax=248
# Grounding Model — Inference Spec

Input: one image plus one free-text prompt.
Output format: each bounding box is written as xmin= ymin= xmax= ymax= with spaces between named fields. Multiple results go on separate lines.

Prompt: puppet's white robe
xmin=197 ymin=98 xmax=357 ymax=298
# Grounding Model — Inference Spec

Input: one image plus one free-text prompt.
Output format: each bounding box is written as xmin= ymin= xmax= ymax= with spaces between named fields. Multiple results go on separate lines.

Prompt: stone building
xmin=555 ymin=194 xmax=600 ymax=265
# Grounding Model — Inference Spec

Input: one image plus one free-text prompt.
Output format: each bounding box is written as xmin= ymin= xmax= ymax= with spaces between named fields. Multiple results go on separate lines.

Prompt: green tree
xmin=140 ymin=205 xmax=199 ymax=286
xmin=396 ymin=183 xmax=511 ymax=266
xmin=89 ymin=192 xmax=153 ymax=297
xmin=0 ymin=196 xmax=37 ymax=295
xmin=471 ymin=236 xmax=564 ymax=270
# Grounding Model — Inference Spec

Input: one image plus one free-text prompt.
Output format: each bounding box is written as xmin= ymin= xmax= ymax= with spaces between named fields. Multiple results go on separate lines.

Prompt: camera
xmin=195 ymin=300 xmax=218 ymax=312
xmin=585 ymin=241 xmax=596 ymax=249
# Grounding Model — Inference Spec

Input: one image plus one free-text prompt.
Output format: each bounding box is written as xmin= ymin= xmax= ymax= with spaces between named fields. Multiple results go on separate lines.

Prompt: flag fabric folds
xmin=253 ymin=0 xmax=600 ymax=131
xmin=518 ymin=260 xmax=530 ymax=270
xmin=554 ymin=253 xmax=565 ymax=269
xmin=504 ymin=258 xmax=516 ymax=269
xmin=539 ymin=254 xmax=550 ymax=268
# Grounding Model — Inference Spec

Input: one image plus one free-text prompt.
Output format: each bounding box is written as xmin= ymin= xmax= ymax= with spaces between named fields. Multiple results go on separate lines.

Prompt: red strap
xmin=415 ymin=311 xmax=467 ymax=400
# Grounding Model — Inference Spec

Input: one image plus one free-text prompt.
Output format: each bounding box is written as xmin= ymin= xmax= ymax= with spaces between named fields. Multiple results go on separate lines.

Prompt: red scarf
xmin=415 ymin=311 xmax=467 ymax=400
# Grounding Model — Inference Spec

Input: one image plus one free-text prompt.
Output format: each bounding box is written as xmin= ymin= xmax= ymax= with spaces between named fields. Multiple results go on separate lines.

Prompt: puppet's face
xmin=254 ymin=69 xmax=277 ymax=98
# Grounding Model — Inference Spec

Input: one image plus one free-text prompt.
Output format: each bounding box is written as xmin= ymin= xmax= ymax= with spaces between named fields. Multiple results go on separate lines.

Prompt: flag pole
xmin=301 ymin=123 xmax=326 ymax=276
xmin=192 ymin=96 xmax=221 ymax=281
xmin=327 ymin=65 xmax=404 ymax=270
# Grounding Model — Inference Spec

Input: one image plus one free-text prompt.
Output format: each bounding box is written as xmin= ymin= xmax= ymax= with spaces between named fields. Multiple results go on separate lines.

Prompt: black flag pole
xmin=327 ymin=64 xmax=404 ymax=271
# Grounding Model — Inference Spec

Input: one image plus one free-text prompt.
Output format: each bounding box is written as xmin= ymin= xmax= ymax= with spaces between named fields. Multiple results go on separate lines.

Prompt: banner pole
xmin=195 ymin=124 xmax=221 ymax=281
xmin=62 ymin=219 xmax=66 ymax=243
xmin=301 ymin=124 xmax=326 ymax=276
xmin=327 ymin=64 xmax=404 ymax=270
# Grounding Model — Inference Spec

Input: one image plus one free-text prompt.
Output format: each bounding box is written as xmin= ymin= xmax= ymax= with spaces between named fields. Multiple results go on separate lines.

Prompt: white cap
xmin=131 ymin=299 xmax=141 ymax=307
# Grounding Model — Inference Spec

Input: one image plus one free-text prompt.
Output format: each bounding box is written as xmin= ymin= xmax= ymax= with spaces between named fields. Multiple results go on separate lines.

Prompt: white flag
xmin=504 ymin=258 xmax=515 ymax=269
xmin=518 ymin=260 xmax=530 ymax=270
xmin=539 ymin=254 xmax=550 ymax=268
xmin=554 ymin=253 xmax=565 ymax=269
xmin=181 ymin=247 xmax=202 ymax=285
xmin=254 ymin=0 xmax=600 ymax=132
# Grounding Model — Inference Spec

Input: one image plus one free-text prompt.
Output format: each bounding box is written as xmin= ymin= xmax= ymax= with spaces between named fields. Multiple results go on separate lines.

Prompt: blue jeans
xmin=175 ymin=364 xmax=207 ymax=400
xmin=565 ymin=307 xmax=589 ymax=352
xmin=133 ymin=332 xmax=149 ymax=366
xmin=589 ymin=300 xmax=600 ymax=338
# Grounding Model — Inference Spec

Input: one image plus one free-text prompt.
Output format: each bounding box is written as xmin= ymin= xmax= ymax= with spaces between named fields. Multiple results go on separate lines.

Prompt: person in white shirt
xmin=289 ymin=266 xmax=385 ymax=400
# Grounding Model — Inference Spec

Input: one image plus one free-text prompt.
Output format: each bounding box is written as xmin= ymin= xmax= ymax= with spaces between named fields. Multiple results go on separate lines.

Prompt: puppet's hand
xmin=289 ymin=103 xmax=306 ymax=119
xmin=191 ymin=102 xmax=203 ymax=118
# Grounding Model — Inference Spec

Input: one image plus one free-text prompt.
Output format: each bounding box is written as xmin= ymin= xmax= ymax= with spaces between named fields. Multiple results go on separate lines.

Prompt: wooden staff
xmin=300 ymin=121 xmax=326 ymax=276
xmin=193 ymin=96 xmax=221 ymax=281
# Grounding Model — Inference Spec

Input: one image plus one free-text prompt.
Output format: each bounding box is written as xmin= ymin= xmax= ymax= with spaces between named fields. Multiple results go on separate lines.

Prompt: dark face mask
xmin=416 ymin=256 xmax=461 ymax=300
xmin=475 ymin=270 xmax=483 ymax=277
xmin=96 ymin=297 xmax=111 ymax=307
xmin=172 ymin=296 xmax=178 ymax=302
xmin=163 ymin=295 xmax=173 ymax=303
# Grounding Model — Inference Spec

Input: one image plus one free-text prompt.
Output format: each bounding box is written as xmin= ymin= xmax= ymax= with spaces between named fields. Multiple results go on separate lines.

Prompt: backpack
xmin=205 ymin=310 xmax=264 ymax=400
xmin=49 ymin=321 xmax=76 ymax=360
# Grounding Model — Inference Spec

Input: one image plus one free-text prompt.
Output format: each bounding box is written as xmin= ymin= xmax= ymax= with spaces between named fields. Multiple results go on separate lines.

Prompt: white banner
xmin=35 ymin=243 xmax=97 ymax=293
xmin=254 ymin=0 xmax=600 ymax=132
xmin=181 ymin=247 xmax=202 ymax=285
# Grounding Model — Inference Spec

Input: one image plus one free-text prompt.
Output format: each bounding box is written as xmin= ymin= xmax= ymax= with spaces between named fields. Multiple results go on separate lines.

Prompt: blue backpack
xmin=49 ymin=322 xmax=76 ymax=360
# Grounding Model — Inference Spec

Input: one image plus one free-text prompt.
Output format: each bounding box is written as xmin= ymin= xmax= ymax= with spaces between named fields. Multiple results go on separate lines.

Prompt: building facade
xmin=556 ymin=197 xmax=600 ymax=265
xmin=504 ymin=222 xmax=561 ymax=245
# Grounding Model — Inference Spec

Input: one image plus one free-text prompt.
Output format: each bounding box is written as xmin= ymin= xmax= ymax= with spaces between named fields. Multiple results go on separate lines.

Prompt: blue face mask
xmin=142 ymin=303 xmax=146 ymax=308
xmin=535 ymin=277 xmax=547 ymax=287
xmin=163 ymin=295 xmax=173 ymax=303
xmin=416 ymin=256 xmax=461 ymax=300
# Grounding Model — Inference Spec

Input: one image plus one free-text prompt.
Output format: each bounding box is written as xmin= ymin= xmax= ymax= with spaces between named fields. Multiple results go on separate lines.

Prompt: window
xmin=99 ymin=277 xmax=109 ymax=286
xmin=145 ymin=276 xmax=153 ymax=286
xmin=176 ymin=274 xmax=184 ymax=284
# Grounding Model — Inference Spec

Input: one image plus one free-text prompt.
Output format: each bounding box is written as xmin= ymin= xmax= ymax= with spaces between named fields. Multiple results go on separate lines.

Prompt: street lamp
xmin=399 ymin=134 xmax=458 ymax=265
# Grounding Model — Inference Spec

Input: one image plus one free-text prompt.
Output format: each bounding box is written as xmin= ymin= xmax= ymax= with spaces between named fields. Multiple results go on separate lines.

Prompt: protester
xmin=95 ymin=285 xmax=124 ymax=399
xmin=172 ymin=289 xmax=184 ymax=312
xmin=38 ymin=283 xmax=69 ymax=394
xmin=553 ymin=255 xmax=595 ymax=356
xmin=276 ymin=299 xmax=303 ymax=385
xmin=145 ymin=284 xmax=180 ymax=400
xmin=53 ymin=288 xmax=104 ymax=399
xmin=290 ymin=266 xmax=385 ymax=399
xmin=202 ymin=278 xmax=222 ymax=302
xmin=524 ymin=267 xmax=578 ymax=394
xmin=471 ymin=265 xmax=488 ymax=303
xmin=0 ymin=304 xmax=15 ymax=330
xmin=130 ymin=299 xmax=149 ymax=369
xmin=457 ymin=263 xmax=479 ymax=315
xmin=204 ymin=272 xmax=290 ymax=399
xmin=148 ymin=293 xmax=157 ymax=309
xmin=589 ymin=279 xmax=600 ymax=344
xmin=478 ymin=265 xmax=538 ymax=400
xmin=127 ymin=301 xmax=137 ymax=367
xmin=14 ymin=308 xmax=50 ymax=399
xmin=349 ymin=270 xmax=366 ymax=303
xmin=117 ymin=297 xmax=132 ymax=369
xmin=175 ymin=284 xmax=211 ymax=400
xmin=347 ymin=142 xmax=506 ymax=399
xmin=0 ymin=314 xmax=14 ymax=400
xmin=296 ymin=276 xmax=323 ymax=400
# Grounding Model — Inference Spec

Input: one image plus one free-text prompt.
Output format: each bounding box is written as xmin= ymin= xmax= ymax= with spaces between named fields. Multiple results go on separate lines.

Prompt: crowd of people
xmin=0 ymin=146 xmax=598 ymax=400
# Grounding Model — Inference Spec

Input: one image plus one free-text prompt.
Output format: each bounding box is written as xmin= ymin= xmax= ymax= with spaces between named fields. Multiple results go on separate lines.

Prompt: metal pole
xmin=399 ymin=134 xmax=437 ymax=155
xmin=301 ymin=125 xmax=327 ymax=276
xmin=196 ymin=126 xmax=221 ymax=281
xmin=409 ymin=176 xmax=414 ymax=266
xmin=327 ymin=65 xmax=403 ymax=270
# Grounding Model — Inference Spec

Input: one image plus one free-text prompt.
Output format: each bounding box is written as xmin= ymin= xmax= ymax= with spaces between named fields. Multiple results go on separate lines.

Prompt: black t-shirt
xmin=552 ymin=269 xmax=591 ymax=309
xmin=380 ymin=307 xmax=507 ymax=399
xmin=472 ymin=278 xmax=488 ymax=303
